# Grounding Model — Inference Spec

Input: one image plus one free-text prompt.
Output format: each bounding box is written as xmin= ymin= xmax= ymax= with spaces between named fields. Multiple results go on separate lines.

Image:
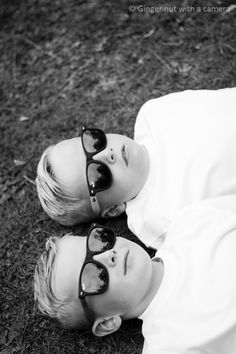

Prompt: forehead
xmin=51 ymin=137 xmax=84 ymax=172
xmin=49 ymin=137 xmax=89 ymax=199
xmin=54 ymin=235 xmax=87 ymax=300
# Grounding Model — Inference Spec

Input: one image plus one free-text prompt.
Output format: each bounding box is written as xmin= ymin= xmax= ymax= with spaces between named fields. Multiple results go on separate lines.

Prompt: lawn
xmin=1 ymin=0 xmax=236 ymax=353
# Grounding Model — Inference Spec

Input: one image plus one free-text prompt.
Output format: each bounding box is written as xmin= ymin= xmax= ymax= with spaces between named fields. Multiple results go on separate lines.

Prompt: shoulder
xmin=135 ymin=88 xmax=236 ymax=135
xmin=139 ymin=88 xmax=236 ymax=112
xmin=136 ymin=89 xmax=206 ymax=118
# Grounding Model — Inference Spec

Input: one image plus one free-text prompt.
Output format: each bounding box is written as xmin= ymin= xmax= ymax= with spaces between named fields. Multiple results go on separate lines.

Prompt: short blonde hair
xmin=36 ymin=145 xmax=94 ymax=225
xmin=34 ymin=236 xmax=90 ymax=329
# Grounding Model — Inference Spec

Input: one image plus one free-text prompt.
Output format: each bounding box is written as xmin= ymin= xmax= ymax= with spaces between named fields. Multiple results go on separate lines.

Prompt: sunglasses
xmin=78 ymin=223 xmax=116 ymax=322
xmin=81 ymin=126 xmax=113 ymax=215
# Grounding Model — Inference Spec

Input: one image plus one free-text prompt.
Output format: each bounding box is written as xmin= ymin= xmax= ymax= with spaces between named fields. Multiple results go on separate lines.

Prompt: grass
xmin=1 ymin=0 xmax=236 ymax=353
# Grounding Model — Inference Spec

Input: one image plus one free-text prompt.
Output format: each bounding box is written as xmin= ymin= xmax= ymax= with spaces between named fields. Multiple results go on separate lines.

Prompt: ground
xmin=0 ymin=0 xmax=236 ymax=353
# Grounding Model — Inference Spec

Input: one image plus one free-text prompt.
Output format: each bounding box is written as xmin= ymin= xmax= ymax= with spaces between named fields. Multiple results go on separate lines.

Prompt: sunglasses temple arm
xmin=90 ymin=195 xmax=101 ymax=216
xmin=80 ymin=297 xmax=94 ymax=325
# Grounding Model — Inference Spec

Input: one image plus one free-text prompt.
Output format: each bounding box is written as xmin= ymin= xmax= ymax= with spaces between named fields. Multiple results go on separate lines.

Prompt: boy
xmin=34 ymin=195 xmax=236 ymax=353
xmin=36 ymin=88 xmax=236 ymax=248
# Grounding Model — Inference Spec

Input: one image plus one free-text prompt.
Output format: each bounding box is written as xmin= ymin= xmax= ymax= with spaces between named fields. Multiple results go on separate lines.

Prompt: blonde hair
xmin=34 ymin=236 xmax=90 ymax=329
xmin=36 ymin=145 xmax=94 ymax=225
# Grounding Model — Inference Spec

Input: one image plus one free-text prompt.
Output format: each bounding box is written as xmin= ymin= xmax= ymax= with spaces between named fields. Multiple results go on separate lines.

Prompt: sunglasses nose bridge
xmin=93 ymin=147 xmax=106 ymax=161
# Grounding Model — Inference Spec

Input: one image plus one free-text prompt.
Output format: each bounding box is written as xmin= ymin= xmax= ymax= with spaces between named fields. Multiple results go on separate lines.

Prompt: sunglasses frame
xmin=81 ymin=126 xmax=113 ymax=216
xmin=78 ymin=223 xmax=116 ymax=323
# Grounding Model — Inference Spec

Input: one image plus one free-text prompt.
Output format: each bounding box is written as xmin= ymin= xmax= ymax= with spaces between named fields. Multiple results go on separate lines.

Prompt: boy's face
xmin=54 ymin=235 xmax=154 ymax=322
xmin=49 ymin=133 xmax=149 ymax=215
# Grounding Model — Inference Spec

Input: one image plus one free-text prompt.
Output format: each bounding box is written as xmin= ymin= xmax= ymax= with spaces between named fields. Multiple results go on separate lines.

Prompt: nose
xmin=93 ymin=249 xmax=117 ymax=267
xmin=94 ymin=148 xmax=116 ymax=164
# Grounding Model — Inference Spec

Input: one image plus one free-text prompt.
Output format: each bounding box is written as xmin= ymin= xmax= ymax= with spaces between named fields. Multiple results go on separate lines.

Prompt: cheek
xmin=112 ymin=171 xmax=134 ymax=194
xmin=93 ymin=286 xmax=129 ymax=315
xmin=108 ymin=286 xmax=134 ymax=312
xmin=106 ymin=274 xmax=132 ymax=304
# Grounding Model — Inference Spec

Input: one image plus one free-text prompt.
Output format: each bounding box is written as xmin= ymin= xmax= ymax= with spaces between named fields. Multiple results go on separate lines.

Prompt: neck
xmin=133 ymin=145 xmax=150 ymax=199
xmin=142 ymin=144 xmax=150 ymax=185
xmin=144 ymin=259 xmax=164 ymax=310
xmin=128 ymin=258 xmax=164 ymax=319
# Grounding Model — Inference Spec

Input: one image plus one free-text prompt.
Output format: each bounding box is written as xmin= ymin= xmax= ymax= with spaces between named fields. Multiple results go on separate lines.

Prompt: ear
xmin=101 ymin=203 xmax=126 ymax=219
xmin=92 ymin=315 xmax=122 ymax=337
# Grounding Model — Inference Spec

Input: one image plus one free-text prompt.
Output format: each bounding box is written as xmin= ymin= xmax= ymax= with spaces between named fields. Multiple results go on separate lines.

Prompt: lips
xmin=122 ymin=144 xmax=128 ymax=166
xmin=124 ymin=250 xmax=129 ymax=275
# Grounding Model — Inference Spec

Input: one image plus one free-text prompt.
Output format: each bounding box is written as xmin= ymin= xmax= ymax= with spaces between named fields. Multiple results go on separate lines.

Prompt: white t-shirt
xmin=140 ymin=195 xmax=236 ymax=354
xmin=126 ymin=88 xmax=236 ymax=249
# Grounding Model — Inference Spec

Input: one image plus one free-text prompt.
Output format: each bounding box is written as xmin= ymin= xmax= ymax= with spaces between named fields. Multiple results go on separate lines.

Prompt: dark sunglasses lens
xmin=81 ymin=263 xmax=108 ymax=293
xmin=88 ymin=227 xmax=115 ymax=252
xmin=83 ymin=129 xmax=106 ymax=154
xmin=87 ymin=162 xmax=112 ymax=191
